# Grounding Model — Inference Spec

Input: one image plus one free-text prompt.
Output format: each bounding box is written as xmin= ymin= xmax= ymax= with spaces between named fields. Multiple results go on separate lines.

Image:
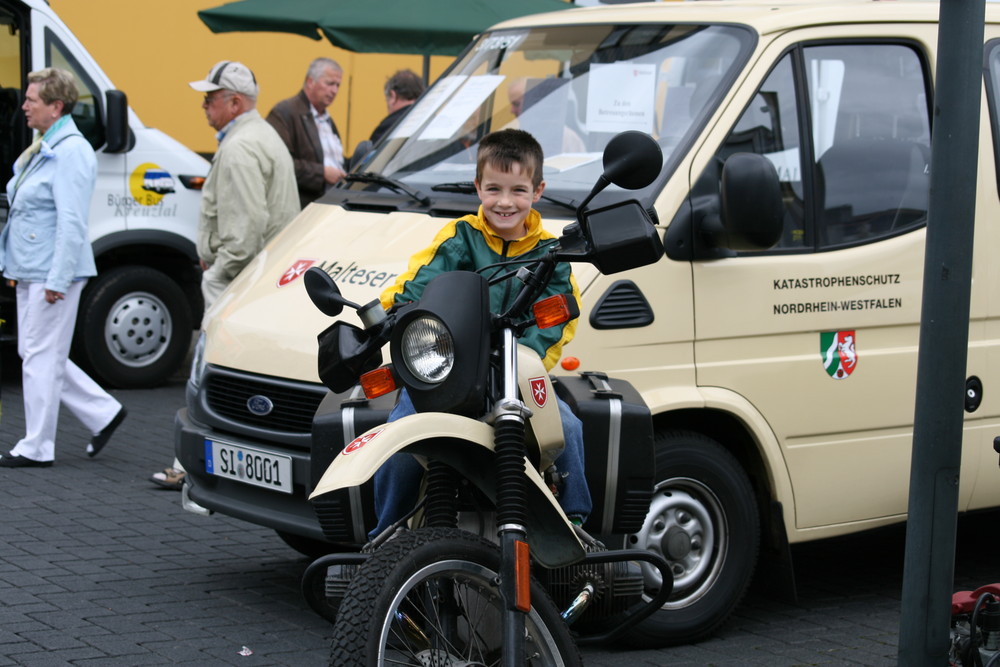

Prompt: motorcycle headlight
xmin=400 ymin=315 xmax=454 ymax=383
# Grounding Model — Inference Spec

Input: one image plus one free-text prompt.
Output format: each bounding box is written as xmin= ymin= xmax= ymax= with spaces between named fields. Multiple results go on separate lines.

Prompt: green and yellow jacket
xmin=380 ymin=206 xmax=580 ymax=371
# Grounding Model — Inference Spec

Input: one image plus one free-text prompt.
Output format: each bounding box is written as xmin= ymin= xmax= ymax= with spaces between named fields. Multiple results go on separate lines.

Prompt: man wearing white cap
xmin=188 ymin=60 xmax=298 ymax=309
xmin=150 ymin=61 xmax=298 ymax=491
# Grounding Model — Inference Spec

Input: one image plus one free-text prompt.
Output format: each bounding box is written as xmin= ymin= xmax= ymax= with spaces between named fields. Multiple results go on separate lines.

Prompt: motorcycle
xmin=302 ymin=131 xmax=677 ymax=665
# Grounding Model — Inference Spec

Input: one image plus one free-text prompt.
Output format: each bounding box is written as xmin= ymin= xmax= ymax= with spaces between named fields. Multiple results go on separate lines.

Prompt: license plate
xmin=204 ymin=438 xmax=293 ymax=494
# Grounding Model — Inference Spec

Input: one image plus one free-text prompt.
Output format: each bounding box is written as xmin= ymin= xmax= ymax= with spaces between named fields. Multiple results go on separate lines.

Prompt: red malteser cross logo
xmin=529 ymin=377 xmax=547 ymax=408
xmin=277 ymin=259 xmax=316 ymax=288
xmin=342 ymin=429 xmax=383 ymax=455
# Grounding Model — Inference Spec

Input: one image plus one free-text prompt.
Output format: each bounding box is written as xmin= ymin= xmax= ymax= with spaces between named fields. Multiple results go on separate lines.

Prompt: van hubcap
xmin=104 ymin=291 xmax=172 ymax=367
xmin=630 ymin=477 xmax=726 ymax=607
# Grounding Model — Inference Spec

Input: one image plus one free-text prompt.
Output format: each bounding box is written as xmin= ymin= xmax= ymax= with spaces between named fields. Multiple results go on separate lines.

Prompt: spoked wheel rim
xmin=377 ymin=558 xmax=565 ymax=666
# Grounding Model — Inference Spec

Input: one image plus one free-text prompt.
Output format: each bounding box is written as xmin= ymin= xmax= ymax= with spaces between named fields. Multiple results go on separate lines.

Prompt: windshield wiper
xmin=342 ymin=172 xmax=430 ymax=206
xmin=432 ymin=181 xmax=578 ymax=212
xmin=431 ymin=181 xmax=476 ymax=194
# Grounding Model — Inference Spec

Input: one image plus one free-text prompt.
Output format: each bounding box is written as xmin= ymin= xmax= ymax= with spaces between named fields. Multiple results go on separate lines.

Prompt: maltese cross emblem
xmin=529 ymin=377 xmax=547 ymax=408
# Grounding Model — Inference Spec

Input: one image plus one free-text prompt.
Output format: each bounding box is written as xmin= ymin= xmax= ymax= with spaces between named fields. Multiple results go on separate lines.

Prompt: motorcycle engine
xmin=545 ymin=541 xmax=645 ymax=625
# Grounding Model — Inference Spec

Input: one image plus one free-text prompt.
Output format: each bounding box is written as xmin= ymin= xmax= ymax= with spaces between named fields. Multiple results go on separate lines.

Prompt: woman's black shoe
xmin=0 ymin=455 xmax=53 ymax=468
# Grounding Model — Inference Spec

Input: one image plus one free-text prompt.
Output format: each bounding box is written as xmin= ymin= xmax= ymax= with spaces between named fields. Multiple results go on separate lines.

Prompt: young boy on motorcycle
xmin=370 ymin=128 xmax=592 ymax=537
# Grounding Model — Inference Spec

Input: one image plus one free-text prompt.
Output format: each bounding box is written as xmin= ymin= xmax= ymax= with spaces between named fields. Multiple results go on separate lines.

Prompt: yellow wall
xmin=48 ymin=0 xmax=452 ymax=155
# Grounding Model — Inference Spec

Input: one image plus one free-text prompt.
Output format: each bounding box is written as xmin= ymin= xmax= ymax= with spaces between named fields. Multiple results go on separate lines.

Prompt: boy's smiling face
xmin=475 ymin=161 xmax=545 ymax=241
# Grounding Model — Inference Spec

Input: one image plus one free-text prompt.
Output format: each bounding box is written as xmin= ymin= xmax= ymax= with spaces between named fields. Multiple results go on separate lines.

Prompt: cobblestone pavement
xmin=2 ymin=352 xmax=999 ymax=666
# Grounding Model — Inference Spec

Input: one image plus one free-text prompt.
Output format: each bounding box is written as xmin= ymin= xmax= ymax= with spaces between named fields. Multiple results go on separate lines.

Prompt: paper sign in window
xmin=420 ymin=75 xmax=505 ymax=140
xmin=585 ymin=63 xmax=656 ymax=134
xmin=391 ymin=76 xmax=468 ymax=140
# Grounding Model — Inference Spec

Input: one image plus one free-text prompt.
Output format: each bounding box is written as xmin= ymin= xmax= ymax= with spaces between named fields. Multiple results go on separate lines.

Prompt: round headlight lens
xmin=401 ymin=316 xmax=454 ymax=383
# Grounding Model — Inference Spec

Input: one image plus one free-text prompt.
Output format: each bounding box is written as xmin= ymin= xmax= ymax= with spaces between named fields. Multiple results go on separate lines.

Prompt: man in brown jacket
xmin=266 ymin=58 xmax=346 ymax=208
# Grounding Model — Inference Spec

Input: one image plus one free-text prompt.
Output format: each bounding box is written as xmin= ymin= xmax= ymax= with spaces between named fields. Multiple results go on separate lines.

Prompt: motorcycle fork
xmin=494 ymin=328 xmax=532 ymax=665
xmin=424 ymin=460 xmax=459 ymax=528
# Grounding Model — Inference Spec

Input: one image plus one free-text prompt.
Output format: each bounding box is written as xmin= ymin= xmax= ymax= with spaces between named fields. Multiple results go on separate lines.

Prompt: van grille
xmin=589 ymin=280 xmax=654 ymax=330
xmin=205 ymin=373 xmax=326 ymax=433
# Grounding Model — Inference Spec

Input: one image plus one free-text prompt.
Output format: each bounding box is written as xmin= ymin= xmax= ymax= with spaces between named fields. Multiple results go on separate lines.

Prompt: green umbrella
xmin=198 ymin=0 xmax=327 ymax=40
xmin=198 ymin=0 xmax=572 ymax=55
xmin=317 ymin=0 xmax=573 ymax=56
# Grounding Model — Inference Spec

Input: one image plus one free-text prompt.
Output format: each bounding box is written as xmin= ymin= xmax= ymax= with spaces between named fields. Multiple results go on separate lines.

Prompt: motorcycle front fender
xmin=309 ymin=412 xmax=585 ymax=568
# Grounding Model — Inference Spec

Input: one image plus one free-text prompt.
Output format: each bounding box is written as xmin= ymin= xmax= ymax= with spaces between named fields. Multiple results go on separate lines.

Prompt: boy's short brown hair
xmin=476 ymin=129 xmax=544 ymax=188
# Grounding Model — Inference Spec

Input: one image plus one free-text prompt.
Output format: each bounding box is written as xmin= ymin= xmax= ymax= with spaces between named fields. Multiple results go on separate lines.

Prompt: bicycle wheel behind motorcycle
xmin=329 ymin=527 xmax=582 ymax=666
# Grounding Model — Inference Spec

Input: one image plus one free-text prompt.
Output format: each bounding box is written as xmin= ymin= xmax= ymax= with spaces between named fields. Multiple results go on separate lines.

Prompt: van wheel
xmin=74 ymin=266 xmax=192 ymax=388
xmin=275 ymin=530 xmax=337 ymax=559
xmin=623 ymin=430 xmax=760 ymax=647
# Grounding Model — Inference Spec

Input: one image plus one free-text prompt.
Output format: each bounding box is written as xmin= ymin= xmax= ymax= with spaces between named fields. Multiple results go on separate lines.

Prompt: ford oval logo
xmin=247 ymin=395 xmax=274 ymax=416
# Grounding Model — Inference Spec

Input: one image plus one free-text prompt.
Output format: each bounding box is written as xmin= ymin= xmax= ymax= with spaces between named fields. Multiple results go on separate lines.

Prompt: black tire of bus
xmin=74 ymin=265 xmax=193 ymax=389
xmin=329 ymin=527 xmax=582 ymax=666
xmin=622 ymin=430 xmax=760 ymax=648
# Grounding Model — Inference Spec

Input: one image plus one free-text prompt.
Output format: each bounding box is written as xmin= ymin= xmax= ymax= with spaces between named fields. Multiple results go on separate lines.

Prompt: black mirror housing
xmin=305 ymin=266 xmax=361 ymax=317
xmin=316 ymin=321 xmax=384 ymax=393
xmin=104 ymin=90 xmax=133 ymax=154
xmin=579 ymin=199 xmax=664 ymax=274
xmin=716 ymin=152 xmax=784 ymax=251
xmin=602 ymin=131 xmax=663 ymax=190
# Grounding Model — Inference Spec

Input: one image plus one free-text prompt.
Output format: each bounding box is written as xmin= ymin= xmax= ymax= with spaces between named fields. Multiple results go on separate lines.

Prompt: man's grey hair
xmin=306 ymin=57 xmax=342 ymax=84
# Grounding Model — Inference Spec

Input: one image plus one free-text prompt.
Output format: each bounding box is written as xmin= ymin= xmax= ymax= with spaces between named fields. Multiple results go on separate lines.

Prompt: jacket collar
xmin=41 ymin=115 xmax=81 ymax=146
xmin=217 ymin=108 xmax=261 ymax=145
xmin=471 ymin=205 xmax=546 ymax=256
xmin=297 ymin=89 xmax=318 ymax=116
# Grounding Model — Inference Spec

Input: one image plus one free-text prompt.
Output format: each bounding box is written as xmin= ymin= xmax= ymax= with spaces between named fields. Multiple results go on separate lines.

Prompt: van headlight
xmin=189 ymin=331 xmax=206 ymax=388
xmin=400 ymin=316 xmax=453 ymax=383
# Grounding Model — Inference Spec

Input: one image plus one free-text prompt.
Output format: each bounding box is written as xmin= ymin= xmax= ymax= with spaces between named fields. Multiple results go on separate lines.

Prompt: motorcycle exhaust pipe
xmin=561 ymin=582 xmax=596 ymax=625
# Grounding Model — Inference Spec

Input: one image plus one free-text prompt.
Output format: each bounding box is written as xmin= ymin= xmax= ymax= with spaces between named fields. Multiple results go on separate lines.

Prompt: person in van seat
xmin=507 ymin=77 xmax=585 ymax=155
xmin=0 ymin=67 xmax=127 ymax=468
xmin=150 ymin=60 xmax=298 ymax=490
xmin=369 ymin=128 xmax=592 ymax=536
xmin=349 ymin=69 xmax=425 ymax=171
xmin=369 ymin=69 xmax=425 ymax=145
xmin=266 ymin=58 xmax=348 ymax=208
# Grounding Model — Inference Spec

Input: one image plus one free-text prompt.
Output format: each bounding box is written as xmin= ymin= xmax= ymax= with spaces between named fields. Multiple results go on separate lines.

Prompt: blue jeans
xmin=370 ymin=389 xmax=592 ymax=537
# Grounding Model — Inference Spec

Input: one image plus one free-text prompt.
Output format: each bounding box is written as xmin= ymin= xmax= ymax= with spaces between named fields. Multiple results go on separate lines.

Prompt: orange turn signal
xmin=560 ymin=356 xmax=581 ymax=371
xmin=179 ymin=175 xmax=206 ymax=191
xmin=533 ymin=294 xmax=577 ymax=329
xmin=360 ymin=367 xmax=397 ymax=399
xmin=515 ymin=539 xmax=531 ymax=612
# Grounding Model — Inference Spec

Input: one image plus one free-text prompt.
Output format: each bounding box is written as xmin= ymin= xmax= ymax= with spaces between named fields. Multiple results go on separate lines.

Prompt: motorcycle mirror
xmin=304 ymin=266 xmax=359 ymax=317
xmin=577 ymin=131 xmax=663 ymax=214
xmin=602 ymin=131 xmax=663 ymax=191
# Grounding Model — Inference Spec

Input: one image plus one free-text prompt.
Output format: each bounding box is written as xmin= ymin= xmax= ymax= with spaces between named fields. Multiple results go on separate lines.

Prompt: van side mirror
xmin=104 ymin=90 xmax=133 ymax=154
xmin=701 ymin=153 xmax=783 ymax=251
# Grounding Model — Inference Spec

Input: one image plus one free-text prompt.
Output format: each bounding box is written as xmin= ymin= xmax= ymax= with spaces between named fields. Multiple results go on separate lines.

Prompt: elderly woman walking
xmin=0 ymin=68 xmax=126 ymax=468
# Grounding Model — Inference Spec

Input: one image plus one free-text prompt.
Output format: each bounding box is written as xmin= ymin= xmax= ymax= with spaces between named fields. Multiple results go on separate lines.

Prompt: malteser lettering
xmin=317 ymin=260 xmax=398 ymax=289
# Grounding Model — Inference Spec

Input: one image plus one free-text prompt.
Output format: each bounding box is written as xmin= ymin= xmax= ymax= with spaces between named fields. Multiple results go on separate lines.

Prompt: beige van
xmin=174 ymin=0 xmax=1000 ymax=645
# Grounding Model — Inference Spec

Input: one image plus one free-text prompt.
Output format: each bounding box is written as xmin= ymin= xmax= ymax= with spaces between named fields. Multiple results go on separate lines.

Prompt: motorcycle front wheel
xmin=329 ymin=527 xmax=582 ymax=666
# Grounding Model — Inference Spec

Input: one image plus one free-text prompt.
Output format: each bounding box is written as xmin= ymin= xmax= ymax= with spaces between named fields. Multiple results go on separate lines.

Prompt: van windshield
xmin=343 ymin=23 xmax=753 ymax=211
